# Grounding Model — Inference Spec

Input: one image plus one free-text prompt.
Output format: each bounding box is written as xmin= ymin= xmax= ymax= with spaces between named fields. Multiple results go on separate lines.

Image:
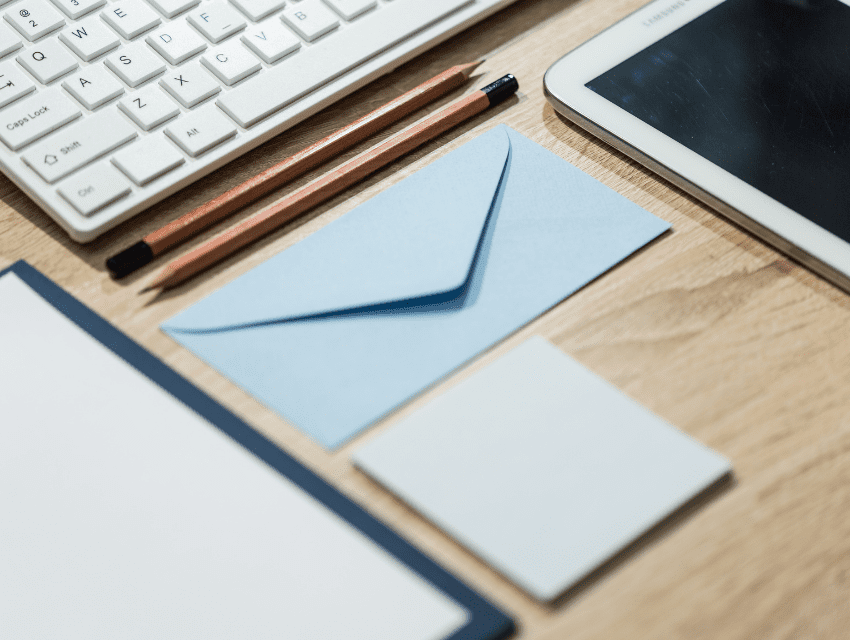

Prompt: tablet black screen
xmin=586 ymin=0 xmax=850 ymax=242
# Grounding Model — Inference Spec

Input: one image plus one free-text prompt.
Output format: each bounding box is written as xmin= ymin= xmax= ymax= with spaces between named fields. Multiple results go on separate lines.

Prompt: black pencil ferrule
xmin=480 ymin=74 xmax=519 ymax=106
xmin=106 ymin=241 xmax=154 ymax=279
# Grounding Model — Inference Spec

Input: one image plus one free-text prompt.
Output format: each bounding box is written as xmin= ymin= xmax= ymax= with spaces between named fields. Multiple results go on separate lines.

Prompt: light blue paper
xmin=163 ymin=126 xmax=671 ymax=448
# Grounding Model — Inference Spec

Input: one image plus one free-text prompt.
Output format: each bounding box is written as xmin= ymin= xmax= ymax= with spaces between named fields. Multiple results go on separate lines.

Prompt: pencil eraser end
xmin=481 ymin=74 xmax=519 ymax=106
xmin=107 ymin=241 xmax=154 ymax=279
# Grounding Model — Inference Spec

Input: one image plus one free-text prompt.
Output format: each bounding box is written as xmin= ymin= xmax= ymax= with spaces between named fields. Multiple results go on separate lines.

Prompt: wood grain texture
xmin=3 ymin=0 xmax=850 ymax=637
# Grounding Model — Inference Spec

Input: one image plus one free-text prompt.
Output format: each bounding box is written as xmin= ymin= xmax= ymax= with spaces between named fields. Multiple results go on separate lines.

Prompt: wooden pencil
xmin=107 ymin=61 xmax=485 ymax=279
xmin=145 ymin=74 xmax=519 ymax=292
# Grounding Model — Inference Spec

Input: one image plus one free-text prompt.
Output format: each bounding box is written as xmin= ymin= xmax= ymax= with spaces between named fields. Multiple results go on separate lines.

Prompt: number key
xmin=323 ymin=0 xmax=376 ymax=21
xmin=0 ymin=21 xmax=23 ymax=57
xmin=229 ymin=0 xmax=285 ymax=22
xmin=48 ymin=0 xmax=106 ymax=21
xmin=146 ymin=0 xmax=199 ymax=19
xmin=5 ymin=0 xmax=65 ymax=42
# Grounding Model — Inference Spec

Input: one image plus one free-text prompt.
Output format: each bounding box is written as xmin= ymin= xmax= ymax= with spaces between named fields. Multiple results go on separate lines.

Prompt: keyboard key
xmin=62 ymin=63 xmax=123 ymax=109
xmin=188 ymin=2 xmax=245 ymax=43
xmin=145 ymin=0 xmax=199 ymax=18
xmin=160 ymin=61 xmax=220 ymax=107
xmin=240 ymin=20 xmax=298 ymax=63
xmin=17 ymin=39 xmax=77 ymax=83
xmin=104 ymin=41 xmax=166 ymax=87
xmin=22 ymin=110 xmax=137 ymax=182
xmin=118 ymin=83 xmax=179 ymax=129
xmin=112 ymin=132 xmax=184 ymax=184
xmin=219 ymin=0 xmax=470 ymax=127
xmin=0 ymin=0 xmax=480 ymax=240
xmin=165 ymin=103 xmax=234 ymax=156
xmin=281 ymin=0 xmax=337 ymax=42
xmin=58 ymin=161 xmax=131 ymax=215
xmin=5 ymin=0 xmax=65 ymax=42
xmin=323 ymin=0 xmax=376 ymax=21
xmin=146 ymin=20 xmax=206 ymax=64
xmin=49 ymin=0 xmax=105 ymax=20
xmin=59 ymin=15 xmax=120 ymax=61
xmin=201 ymin=39 xmax=260 ymax=85
xmin=0 ymin=87 xmax=80 ymax=150
xmin=0 ymin=59 xmax=35 ymax=107
xmin=229 ymin=0 xmax=284 ymax=22
xmin=101 ymin=0 xmax=161 ymax=39
xmin=0 ymin=22 xmax=23 ymax=57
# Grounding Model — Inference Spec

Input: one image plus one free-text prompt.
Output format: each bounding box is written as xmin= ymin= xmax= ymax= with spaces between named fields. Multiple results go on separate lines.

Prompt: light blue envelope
xmin=163 ymin=125 xmax=670 ymax=448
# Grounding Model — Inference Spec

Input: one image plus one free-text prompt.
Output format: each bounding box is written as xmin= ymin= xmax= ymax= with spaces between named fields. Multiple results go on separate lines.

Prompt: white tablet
xmin=544 ymin=0 xmax=850 ymax=291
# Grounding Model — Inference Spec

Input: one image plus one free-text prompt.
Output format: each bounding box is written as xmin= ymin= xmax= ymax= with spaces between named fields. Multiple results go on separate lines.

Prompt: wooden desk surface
xmin=4 ymin=0 xmax=850 ymax=636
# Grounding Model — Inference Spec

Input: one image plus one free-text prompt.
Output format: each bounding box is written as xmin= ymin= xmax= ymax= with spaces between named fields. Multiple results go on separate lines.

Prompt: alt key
xmin=58 ymin=162 xmax=131 ymax=216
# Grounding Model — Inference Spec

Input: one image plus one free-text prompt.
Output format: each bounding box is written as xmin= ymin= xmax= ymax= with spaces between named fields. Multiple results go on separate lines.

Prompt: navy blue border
xmin=2 ymin=260 xmax=515 ymax=640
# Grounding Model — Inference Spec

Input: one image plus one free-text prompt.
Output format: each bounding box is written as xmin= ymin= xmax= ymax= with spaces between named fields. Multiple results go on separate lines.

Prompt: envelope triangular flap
xmin=167 ymin=127 xmax=511 ymax=332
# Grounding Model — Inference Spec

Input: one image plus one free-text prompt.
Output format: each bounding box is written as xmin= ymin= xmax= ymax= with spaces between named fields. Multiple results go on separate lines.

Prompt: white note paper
xmin=354 ymin=336 xmax=732 ymax=601
xmin=0 ymin=272 xmax=466 ymax=640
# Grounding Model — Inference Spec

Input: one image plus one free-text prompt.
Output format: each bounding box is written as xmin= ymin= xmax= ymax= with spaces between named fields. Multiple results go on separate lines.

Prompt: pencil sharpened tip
xmin=144 ymin=264 xmax=178 ymax=293
xmin=459 ymin=59 xmax=486 ymax=78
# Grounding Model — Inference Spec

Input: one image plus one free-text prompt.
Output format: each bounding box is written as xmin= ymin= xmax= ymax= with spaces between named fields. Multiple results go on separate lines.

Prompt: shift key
xmin=23 ymin=111 xmax=137 ymax=183
xmin=0 ymin=88 xmax=81 ymax=151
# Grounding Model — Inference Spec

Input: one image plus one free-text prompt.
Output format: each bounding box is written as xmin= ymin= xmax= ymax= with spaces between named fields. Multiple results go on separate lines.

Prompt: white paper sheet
xmin=0 ymin=272 xmax=466 ymax=640
xmin=354 ymin=336 xmax=732 ymax=601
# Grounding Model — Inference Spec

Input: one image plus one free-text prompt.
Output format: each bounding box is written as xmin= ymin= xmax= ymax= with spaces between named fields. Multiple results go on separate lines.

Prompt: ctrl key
xmin=58 ymin=163 xmax=131 ymax=216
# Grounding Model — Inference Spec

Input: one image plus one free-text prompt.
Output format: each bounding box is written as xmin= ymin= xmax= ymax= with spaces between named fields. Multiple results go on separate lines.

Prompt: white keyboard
xmin=0 ymin=0 xmax=516 ymax=241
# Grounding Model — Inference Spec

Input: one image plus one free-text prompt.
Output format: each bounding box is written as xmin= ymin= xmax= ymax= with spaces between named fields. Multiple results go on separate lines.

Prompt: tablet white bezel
xmin=543 ymin=0 xmax=850 ymax=291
